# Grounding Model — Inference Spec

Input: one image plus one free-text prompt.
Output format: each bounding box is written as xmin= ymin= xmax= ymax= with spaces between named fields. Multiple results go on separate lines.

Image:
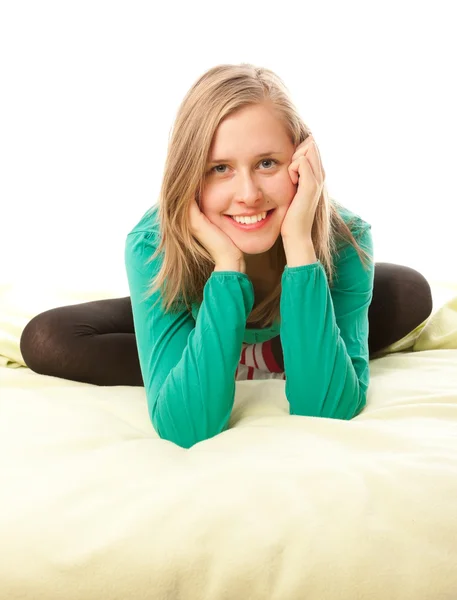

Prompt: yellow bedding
xmin=1 ymin=282 xmax=457 ymax=599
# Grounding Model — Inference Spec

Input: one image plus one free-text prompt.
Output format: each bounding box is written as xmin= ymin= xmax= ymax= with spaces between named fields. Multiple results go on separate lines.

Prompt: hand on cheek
xmin=280 ymin=135 xmax=325 ymax=241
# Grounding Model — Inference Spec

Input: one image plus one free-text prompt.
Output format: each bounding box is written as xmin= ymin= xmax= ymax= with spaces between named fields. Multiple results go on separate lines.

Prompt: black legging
xmin=19 ymin=263 xmax=433 ymax=387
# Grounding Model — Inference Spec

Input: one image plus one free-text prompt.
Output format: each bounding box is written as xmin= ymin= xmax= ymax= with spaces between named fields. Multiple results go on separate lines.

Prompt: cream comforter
xmin=1 ymin=282 xmax=456 ymax=599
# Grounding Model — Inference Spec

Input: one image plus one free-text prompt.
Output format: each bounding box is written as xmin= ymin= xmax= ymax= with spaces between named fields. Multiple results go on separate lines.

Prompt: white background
xmin=1 ymin=1 xmax=455 ymax=296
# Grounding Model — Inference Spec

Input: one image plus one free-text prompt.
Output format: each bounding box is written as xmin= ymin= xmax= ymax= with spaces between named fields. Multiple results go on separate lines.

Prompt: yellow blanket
xmin=1 ymin=282 xmax=456 ymax=599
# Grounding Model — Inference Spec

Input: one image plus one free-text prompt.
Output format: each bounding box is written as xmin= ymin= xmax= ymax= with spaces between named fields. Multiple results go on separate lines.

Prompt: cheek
xmin=198 ymin=190 xmax=225 ymax=224
xmin=272 ymin=172 xmax=297 ymax=206
xmin=198 ymin=188 xmax=216 ymax=215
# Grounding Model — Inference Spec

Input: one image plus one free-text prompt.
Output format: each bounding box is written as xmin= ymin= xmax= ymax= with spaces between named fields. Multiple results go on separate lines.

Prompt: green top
xmin=124 ymin=201 xmax=374 ymax=449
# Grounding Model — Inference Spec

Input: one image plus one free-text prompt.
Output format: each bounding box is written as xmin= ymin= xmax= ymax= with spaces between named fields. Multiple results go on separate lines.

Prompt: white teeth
xmin=231 ymin=211 xmax=268 ymax=224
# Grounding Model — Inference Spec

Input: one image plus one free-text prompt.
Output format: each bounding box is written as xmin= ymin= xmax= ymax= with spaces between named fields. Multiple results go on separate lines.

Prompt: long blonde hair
xmin=145 ymin=63 xmax=373 ymax=328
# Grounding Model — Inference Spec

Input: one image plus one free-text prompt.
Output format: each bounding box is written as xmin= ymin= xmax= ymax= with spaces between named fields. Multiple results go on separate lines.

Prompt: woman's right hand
xmin=188 ymin=198 xmax=245 ymax=271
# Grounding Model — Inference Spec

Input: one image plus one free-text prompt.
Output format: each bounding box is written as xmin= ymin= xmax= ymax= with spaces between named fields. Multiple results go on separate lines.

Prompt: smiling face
xmin=200 ymin=103 xmax=297 ymax=264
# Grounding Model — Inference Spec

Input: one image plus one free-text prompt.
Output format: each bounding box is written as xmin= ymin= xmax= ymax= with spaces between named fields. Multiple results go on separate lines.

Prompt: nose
xmin=234 ymin=171 xmax=262 ymax=205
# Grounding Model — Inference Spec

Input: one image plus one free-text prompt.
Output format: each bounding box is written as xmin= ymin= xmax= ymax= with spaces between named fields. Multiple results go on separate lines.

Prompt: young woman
xmin=20 ymin=63 xmax=433 ymax=449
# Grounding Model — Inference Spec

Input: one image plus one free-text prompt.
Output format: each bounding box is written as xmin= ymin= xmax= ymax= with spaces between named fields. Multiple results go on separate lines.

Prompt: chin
xmin=238 ymin=238 xmax=279 ymax=256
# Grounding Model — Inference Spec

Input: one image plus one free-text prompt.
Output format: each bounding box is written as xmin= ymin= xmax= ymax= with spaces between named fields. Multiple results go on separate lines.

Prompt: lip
xmin=224 ymin=209 xmax=275 ymax=231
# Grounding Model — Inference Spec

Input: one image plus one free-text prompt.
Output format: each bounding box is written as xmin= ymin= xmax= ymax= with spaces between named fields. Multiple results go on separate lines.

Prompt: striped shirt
xmin=236 ymin=340 xmax=286 ymax=380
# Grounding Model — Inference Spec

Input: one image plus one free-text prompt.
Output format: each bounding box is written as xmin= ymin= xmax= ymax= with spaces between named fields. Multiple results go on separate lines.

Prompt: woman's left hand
xmin=280 ymin=135 xmax=326 ymax=241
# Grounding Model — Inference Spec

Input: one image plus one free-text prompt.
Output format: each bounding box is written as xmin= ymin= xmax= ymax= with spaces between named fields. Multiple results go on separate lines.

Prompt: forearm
xmin=151 ymin=271 xmax=254 ymax=448
xmin=279 ymin=262 xmax=366 ymax=420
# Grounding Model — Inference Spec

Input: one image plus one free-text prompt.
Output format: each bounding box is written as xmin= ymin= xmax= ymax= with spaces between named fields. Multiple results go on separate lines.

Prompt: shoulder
xmin=125 ymin=204 xmax=162 ymax=272
xmin=127 ymin=203 xmax=161 ymax=240
xmin=332 ymin=198 xmax=371 ymax=239
xmin=329 ymin=199 xmax=374 ymax=291
xmin=330 ymin=198 xmax=372 ymax=256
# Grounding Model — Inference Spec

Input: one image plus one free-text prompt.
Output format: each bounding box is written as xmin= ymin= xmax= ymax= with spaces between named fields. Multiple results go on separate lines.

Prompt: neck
xmin=244 ymin=236 xmax=281 ymax=276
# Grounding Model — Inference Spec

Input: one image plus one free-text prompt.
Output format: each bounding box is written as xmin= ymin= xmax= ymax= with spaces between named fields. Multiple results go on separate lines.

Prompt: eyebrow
xmin=208 ymin=151 xmax=283 ymax=164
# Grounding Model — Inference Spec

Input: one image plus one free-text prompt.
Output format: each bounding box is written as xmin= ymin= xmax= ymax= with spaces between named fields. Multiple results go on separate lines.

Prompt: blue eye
xmin=210 ymin=158 xmax=278 ymax=174
xmin=259 ymin=159 xmax=277 ymax=169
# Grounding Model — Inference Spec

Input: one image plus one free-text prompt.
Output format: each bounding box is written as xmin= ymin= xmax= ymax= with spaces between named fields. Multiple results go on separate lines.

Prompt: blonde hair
xmin=145 ymin=63 xmax=373 ymax=328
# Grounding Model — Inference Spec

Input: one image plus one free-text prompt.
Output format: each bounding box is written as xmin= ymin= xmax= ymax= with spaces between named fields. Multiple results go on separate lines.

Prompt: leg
xmin=20 ymin=297 xmax=144 ymax=386
xmin=19 ymin=264 xmax=433 ymax=387
xmin=368 ymin=262 xmax=433 ymax=357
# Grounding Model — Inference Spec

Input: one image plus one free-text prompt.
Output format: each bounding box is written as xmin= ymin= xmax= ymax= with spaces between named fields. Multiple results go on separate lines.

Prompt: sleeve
xmin=124 ymin=230 xmax=255 ymax=449
xmin=279 ymin=223 xmax=374 ymax=420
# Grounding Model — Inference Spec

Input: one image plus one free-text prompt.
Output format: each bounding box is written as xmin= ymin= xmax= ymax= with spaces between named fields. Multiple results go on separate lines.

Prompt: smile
xmin=224 ymin=209 xmax=275 ymax=230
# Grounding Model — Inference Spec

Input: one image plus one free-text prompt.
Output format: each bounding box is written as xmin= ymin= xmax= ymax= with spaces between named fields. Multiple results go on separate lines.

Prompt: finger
xmin=314 ymin=142 xmax=325 ymax=181
xmin=303 ymin=143 xmax=324 ymax=183
xmin=291 ymin=138 xmax=313 ymax=160
xmin=287 ymin=158 xmax=300 ymax=184
xmin=288 ymin=156 xmax=312 ymax=185
xmin=291 ymin=142 xmax=326 ymax=183
xmin=291 ymin=136 xmax=314 ymax=161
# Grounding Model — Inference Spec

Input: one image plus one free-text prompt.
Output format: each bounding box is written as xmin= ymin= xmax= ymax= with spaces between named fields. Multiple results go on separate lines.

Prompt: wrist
xmin=214 ymin=259 xmax=246 ymax=274
xmin=283 ymin=238 xmax=317 ymax=267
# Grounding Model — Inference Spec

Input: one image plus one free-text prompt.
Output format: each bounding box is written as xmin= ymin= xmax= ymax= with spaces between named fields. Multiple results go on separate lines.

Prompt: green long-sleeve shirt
xmin=125 ymin=201 xmax=374 ymax=449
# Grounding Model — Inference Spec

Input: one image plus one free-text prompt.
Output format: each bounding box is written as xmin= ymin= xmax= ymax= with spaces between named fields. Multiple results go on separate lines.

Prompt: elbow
xmin=335 ymin=389 xmax=367 ymax=421
xmin=337 ymin=388 xmax=367 ymax=421
xmin=351 ymin=390 xmax=367 ymax=419
xmin=147 ymin=386 xmax=195 ymax=449
xmin=331 ymin=372 xmax=369 ymax=420
xmin=151 ymin=416 xmax=225 ymax=449
xmin=289 ymin=389 xmax=367 ymax=421
xmin=149 ymin=402 xmax=193 ymax=449
xmin=149 ymin=392 xmax=228 ymax=450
